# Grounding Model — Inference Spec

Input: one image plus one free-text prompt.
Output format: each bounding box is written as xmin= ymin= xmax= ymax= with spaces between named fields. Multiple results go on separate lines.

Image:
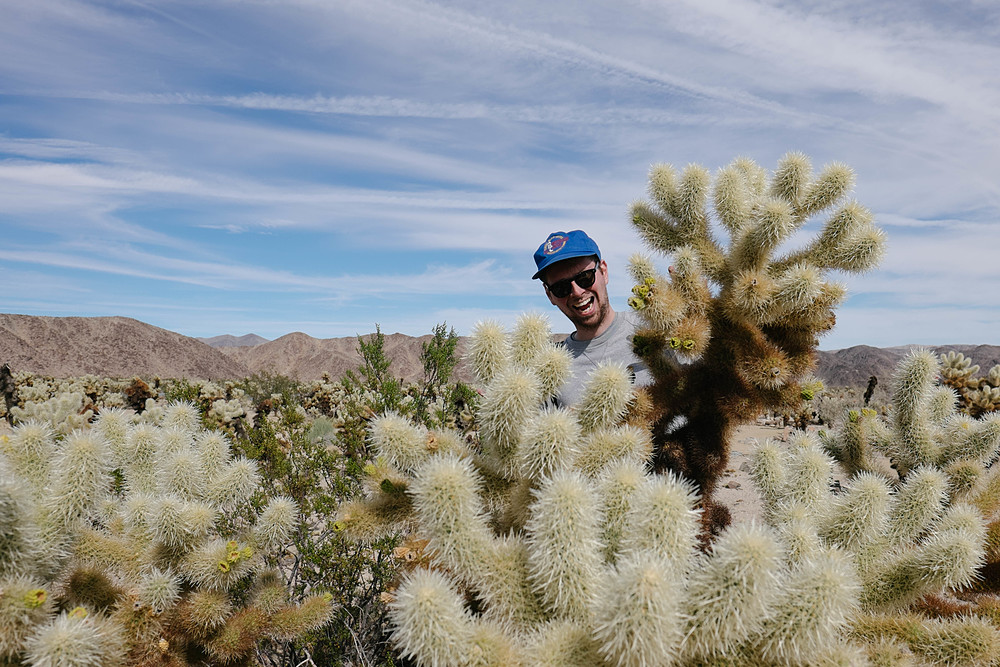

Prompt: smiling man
xmin=532 ymin=229 xmax=654 ymax=407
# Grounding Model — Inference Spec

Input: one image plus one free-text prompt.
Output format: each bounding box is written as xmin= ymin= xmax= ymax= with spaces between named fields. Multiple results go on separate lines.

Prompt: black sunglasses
xmin=544 ymin=265 xmax=599 ymax=298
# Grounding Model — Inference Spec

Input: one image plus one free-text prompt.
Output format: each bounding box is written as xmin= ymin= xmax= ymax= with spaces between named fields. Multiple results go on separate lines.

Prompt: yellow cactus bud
xmin=68 ymin=606 xmax=88 ymax=619
xmin=682 ymin=339 xmax=695 ymax=350
xmin=24 ymin=588 xmax=47 ymax=608
xmin=849 ymin=410 xmax=860 ymax=423
xmin=333 ymin=520 xmax=347 ymax=532
xmin=241 ymin=546 xmax=253 ymax=559
xmin=218 ymin=560 xmax=231 ymax=573
xmin=669 ymin=337 xmax=682 ymax=349
xmin=228 ymin=550 xmax=241 ymax=562
xmin=227 ymin=540 xmax=238 ymax=551
xmin=628 ymin=296 xmax=647 ymax=310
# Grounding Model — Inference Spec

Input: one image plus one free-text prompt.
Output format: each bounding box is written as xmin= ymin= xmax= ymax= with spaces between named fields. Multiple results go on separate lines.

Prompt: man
xmin=532 ymin=230 xmax=653 ymax=407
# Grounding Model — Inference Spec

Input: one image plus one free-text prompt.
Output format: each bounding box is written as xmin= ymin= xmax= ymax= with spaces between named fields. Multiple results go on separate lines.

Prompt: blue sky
xmin=1 ymin=0 xmax=998 ymax=349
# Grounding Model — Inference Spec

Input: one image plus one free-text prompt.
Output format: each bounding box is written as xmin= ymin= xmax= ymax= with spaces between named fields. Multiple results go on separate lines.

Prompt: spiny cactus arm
xmin=940 ymin=413 xmax=1000 ymax=466
xmin=509 ymin=312 xmax=554 ymax=369
xmin=23 ymin=609 xmax=125 ymax=667
xmin=409 ymin=454 xmax=495 ymax=582
xmin=771 ymin=503 xmax=824 ymax=565
xmin=884 ymin=467 xmax=948 ymax=548
xmin=572 ymin=425 xmax=652 ymax=479
xmin=591 ymin=552 xmax=685 ymax=667
xmin=596 ymin=460 xmax=646 ymax=564
xmin=209 ymin=456 xmax=262 ymax=513
xmin=0 ymin=574 xmax=55 ymax=659
xmin=680 ymin=523 xmax=783 ymax=661
xmin=972 ymin=466 xmax=1000 ymax=518
xmin=796 ymin=161 xmax=856 ymax=219
xmin=891 ymin=349 xmax=943 ymax=474
xmin=180 ymin=536 xmax=258 ymax=592
xmin=630 ymin=200 xmax=684 ymax=256
xmin=122 ymin=423 xmax=159 ymax=494
xmin=477 ymin=534 xmax=548 ymax=628
xmin=946 ymin=460 xmax=985 ymax=501
xmin=772 ymin=199 xmax=875 ymax=272
xmin=748 ymin=438 xmax=787 ymax=517
xmin=619 ymin=472 xmax=701 ymax=566
xmin=752 ymin=548 xmax=860 ymax=665
xmin=147 ymin=495 xmax=216 ymax=549
xmin=940 ymin=351 xmax=979 ymax=385
xmin=368 ymin=412 xmax=433 ymax=474
xmin=576 ymin=363 xmax=634 ymax=434
xmin=712 ymin=164 xmax=752 ymax=235
xmin=758 ymin=264 xmax=825 ymax=326
xmin=525 ymin=619 xmax=608 ymax=667
xmin=531 ymin=346 xmax=573 ymax=402
xmin=518 ymin=407 xmax=581 ymax=481
xmin=768 ymin=151 xmax=812 ymax=213
xmin=157 ymin=446 xmax=210 ymax=501
xmin=927 ymin=384 xmax=960 ymax=424
xmin=862 ymin=515 xmax=985 ymax=612
xmin=778 ymin=435 xmax=834 ymax=512
xmin=729 ymin=196 xmax=796 ymax=272
xmin=720 ymin=267 xmax=776 ymax=325
xmin=0 ymin=476 xmax=42 ymax=579
xmin=137 ymin=567 xmax=181 ymax=614
xmin=251 ymin=496 xmax=298 ymax=552
xmin=5 ymin=420 xmax=56 ymax=490
xmin=850 ymin=613 xmax=1000 ymax=667
xmin=467 ymin=319 xmax=511 ymax=385
xmin=818 ymin=473 xmax=891 ymax=552
xmin=333 ymin=486 xmax=413 ymax=540
xmin=478 ymin=368 xmax=543 ymax=480
xmin=202 ymin=607 xmax=272 ymax=664
xmin=44 ymin=430 xmax=110 ymax=529
xmin=267 ymin=594 xmax=336 ymax=642
xmin=824 ymin=408 xmax=883 ymax=477
xmin=524 ymin=469 xmax=604 ymax=621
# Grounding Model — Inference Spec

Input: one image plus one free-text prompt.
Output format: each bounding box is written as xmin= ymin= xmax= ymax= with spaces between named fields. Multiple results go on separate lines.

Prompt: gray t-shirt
xmin=555 ymin=309 xmax=655 ymax=408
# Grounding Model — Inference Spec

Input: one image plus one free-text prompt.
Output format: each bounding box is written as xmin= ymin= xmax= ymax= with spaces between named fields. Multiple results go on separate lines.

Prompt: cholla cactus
xmin=747 ymin=349 xmax=1000 ymax=664
xmin=941 ymin=350 xmax=1000 ymax=417
xmin=340 ymin=315 xmax=885 ymax=666
xmin=0 ymin=402 xmax=332 ymax=666
xmin=627 ymin=153 xmax=885 ymax=529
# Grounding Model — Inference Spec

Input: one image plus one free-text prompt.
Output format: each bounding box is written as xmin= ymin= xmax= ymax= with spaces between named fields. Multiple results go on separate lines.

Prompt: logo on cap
xmin=543 ymin=234 xmax=567 ymax=255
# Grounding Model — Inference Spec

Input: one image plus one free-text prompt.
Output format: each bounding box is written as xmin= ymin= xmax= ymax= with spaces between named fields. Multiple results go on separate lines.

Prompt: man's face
xmin=542 ymin=255 xmax=611 ymax=334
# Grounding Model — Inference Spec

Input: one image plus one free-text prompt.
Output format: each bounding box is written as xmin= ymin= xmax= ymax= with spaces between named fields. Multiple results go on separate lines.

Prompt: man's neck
xmin=572 ymin=308 xmax=616 ymax=342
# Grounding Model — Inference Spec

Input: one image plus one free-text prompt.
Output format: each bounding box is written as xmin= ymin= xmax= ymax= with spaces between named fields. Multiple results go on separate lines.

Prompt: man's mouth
xmin=572 ymin=295 xmax=595 ymax=316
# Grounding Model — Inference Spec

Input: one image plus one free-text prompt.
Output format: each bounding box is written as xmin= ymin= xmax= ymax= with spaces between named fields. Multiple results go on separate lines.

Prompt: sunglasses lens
xmin=575 ymin=269 xmax=597 ymax=289
xmin=547 ymin=267 xmax=597 ymax=298
xmin=550 ymin=282 xmax=572 ymax=298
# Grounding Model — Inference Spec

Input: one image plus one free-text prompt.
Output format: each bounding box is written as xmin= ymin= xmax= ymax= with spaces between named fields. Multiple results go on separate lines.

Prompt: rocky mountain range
xmin=1 ymin=313 xmax=997 ymax=388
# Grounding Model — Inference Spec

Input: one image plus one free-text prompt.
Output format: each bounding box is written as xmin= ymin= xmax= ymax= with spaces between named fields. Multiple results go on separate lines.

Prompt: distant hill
xmin=813 ymin=344 xmax=1000 ymax=389
xmin=198 ymin=333 xmax=270 ymax=348
xmin=0 ymin=314 xmax=248 ymax=380
xmin=1 ymin=313 xmax=997 ymax=387
xmin=217 ymin=331 xmax=473 ymax=383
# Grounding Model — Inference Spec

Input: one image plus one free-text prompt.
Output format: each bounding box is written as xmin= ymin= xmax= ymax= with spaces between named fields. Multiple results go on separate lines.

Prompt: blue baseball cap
xmin=532 ymin=230 xmax=601 ymax=280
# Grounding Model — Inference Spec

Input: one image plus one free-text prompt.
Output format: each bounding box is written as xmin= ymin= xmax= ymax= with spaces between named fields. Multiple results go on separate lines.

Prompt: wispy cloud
xmin=1 ymin=0 xmax=997 ymax=345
